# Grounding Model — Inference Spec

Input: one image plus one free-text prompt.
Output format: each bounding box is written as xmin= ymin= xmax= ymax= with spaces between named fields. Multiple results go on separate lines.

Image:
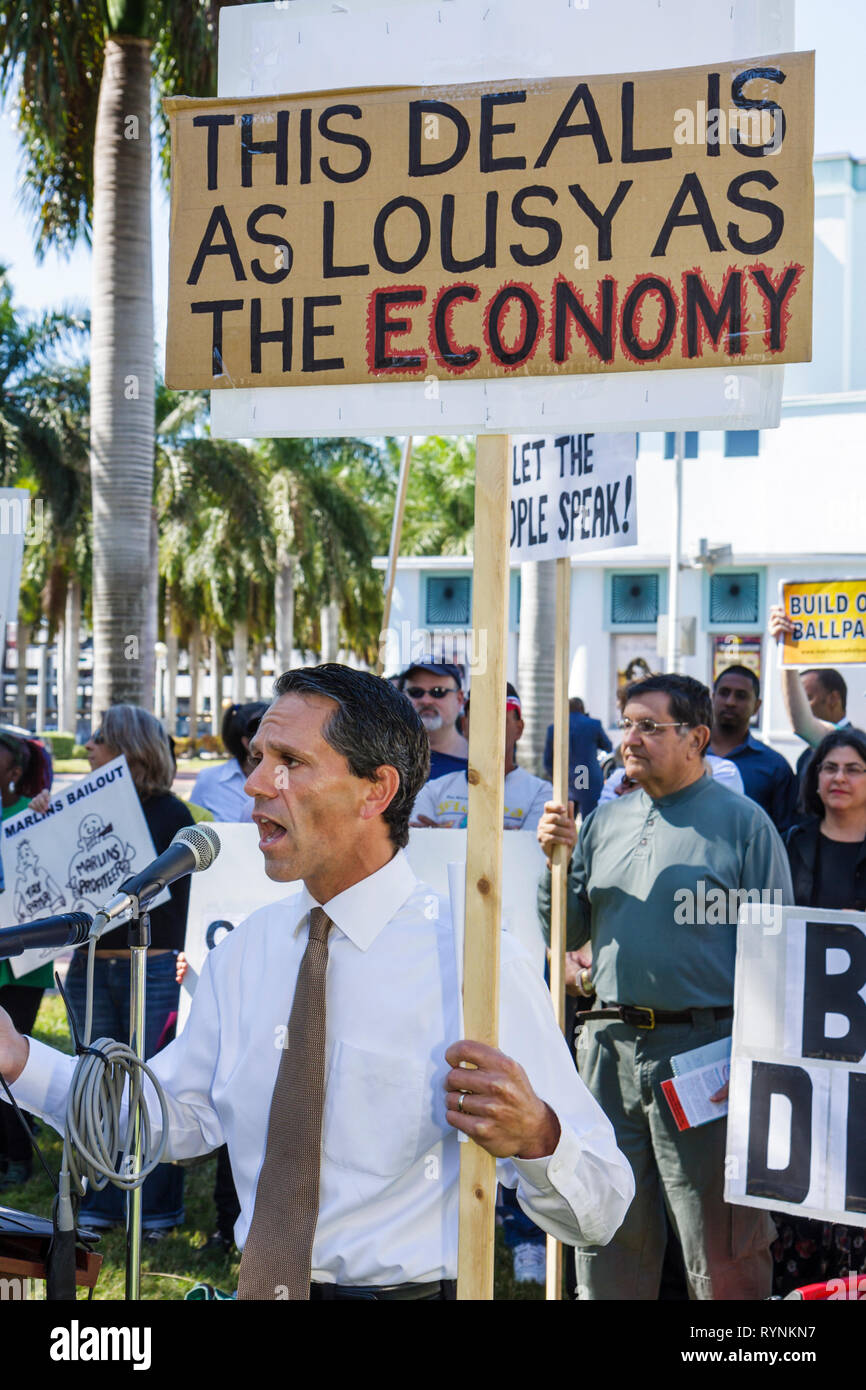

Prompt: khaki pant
xmin=574 ymin=1014 xmax=773 ymax=1301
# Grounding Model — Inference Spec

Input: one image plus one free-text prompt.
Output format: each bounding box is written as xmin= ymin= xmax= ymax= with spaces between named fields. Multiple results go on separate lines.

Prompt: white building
xmin=375 ymin=154 xmax=866 ymax=764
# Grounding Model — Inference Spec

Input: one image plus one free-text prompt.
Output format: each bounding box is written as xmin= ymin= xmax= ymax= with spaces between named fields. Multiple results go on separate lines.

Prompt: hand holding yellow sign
xmin=777 ymin=580 xmax=866 ymax=667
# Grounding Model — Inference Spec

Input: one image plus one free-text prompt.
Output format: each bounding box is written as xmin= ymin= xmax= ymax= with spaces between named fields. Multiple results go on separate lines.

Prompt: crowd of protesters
xmin=399 ymin=628 xmax=866 ymax=1299
xmin=1 ymin=609 xmax=864 ymax=1300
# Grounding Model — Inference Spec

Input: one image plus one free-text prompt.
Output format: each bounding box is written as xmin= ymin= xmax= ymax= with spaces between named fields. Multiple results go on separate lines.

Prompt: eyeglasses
xmin=89 ymin=730 xmax=105 ymax=745
xmin=404 ymin=685 xmax=460 ymax=700
xmin=617 ymin=718 xmax=689 ymax=737
xmin=818 ymin=762 xmax=866 ymax=778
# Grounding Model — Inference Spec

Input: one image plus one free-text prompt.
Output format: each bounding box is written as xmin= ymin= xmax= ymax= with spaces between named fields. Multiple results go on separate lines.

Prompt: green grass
xmin=4 ymin=995 xmax=550 ymax=1300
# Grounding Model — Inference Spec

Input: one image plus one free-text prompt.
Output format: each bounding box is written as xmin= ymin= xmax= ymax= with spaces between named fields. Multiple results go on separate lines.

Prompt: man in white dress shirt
xmin=0 ymin=664 xmax=633 ymax=1300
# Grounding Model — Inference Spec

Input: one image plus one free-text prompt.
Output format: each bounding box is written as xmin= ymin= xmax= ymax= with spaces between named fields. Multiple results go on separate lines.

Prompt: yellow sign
xmin=165 ymin=51 xmax=814 ymax=390
xmin=780 ymin=579 xmax=866 ymax=666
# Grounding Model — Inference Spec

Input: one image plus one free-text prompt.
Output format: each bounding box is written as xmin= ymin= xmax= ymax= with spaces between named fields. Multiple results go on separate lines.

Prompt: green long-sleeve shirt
xmin=538 ymin=772 xmax=793 ymax=1012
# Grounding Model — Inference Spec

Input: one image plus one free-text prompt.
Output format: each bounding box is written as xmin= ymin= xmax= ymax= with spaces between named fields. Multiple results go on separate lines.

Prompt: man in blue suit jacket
xmin=543 ymin=699 xmax=612 ymax=820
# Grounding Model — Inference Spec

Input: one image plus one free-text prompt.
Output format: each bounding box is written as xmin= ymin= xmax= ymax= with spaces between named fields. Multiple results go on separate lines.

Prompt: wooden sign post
xmin=457 ymin=433 xmax=511 ymax=1300
xmin=376 ymin=436 xmax=413 ymax=677
xmin=545 ymin=553 xmax=572 ymax=1300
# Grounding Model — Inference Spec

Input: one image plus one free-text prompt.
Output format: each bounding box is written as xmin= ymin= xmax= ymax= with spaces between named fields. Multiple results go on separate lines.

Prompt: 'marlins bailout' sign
xmin=165 ymin=51 xmax=814 ymax=390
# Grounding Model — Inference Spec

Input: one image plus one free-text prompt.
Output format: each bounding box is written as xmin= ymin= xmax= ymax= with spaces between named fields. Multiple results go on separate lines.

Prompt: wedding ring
xmin=457 ymin=1091 xmax=467 ymax=1113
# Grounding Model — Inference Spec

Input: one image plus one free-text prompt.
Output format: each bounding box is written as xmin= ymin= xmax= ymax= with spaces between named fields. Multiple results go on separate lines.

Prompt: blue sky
xmin=0 ymin=0 xmax=863 ymax=368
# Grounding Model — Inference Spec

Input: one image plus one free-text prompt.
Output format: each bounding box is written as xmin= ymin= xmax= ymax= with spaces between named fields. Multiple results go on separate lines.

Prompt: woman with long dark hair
xmin=772 ymin=727 xmax=866 ymax=1293
xmin=65 ymin=705 xmax=194 ymax=1237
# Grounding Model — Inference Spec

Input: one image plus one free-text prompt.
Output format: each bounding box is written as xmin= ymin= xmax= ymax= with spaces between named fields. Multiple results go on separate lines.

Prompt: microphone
xmin=0 ymin=913 xmax=93 ymax=960
xmin=91 ymin=823 xmax=221 ymax=938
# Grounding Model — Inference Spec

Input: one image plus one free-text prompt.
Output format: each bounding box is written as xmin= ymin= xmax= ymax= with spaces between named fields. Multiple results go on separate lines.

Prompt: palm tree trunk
xmin=166 ymin=622 xmax=178 ymax=735
xmin=147 ymin=504 xmax=159 ymax=712
xmin=251 ymin=640 xmax=263 ymax=700
xmin=321 ymin=601 xmax=339 ymax=664
xmin=188 ymin=628 xmax=201 ymax=742
xmin=209 ymin=636 xmax=222 ymax=735
xmin=34 ymin=641 xmax=47 ymax=733
xmin=89 ymin=36 xmax=155 ymax=714
xmin=232 ymin=619 xmax=248 ymax=704
xmin=15 ymin=621 xmax=30 ymax=727
xmin=274 ymin=555 xmax=295 ymax=676
xmin=60 ymin=579 xmax=81 ymax=734
xmin=517 ymin=559 xmax=557 ymax=776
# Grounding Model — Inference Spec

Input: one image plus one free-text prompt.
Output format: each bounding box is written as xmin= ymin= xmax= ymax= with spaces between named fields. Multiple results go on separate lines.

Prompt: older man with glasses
xmin=537 ymin=672 xmax=793 ymax=1301
xmin=396 ymin=663 xmax=469 ymax=782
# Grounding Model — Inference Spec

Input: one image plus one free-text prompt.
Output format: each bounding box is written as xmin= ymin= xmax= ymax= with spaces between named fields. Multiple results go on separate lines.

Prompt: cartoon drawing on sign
xmin=65 ymin=813 xmax=136 ymax=915
xmin=13 ymin=839 xmax=66 ymax=920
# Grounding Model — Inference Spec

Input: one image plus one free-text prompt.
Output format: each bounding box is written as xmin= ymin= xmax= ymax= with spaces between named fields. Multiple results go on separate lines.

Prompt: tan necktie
xmin=237 ymin=906 xmax=333 ymax=1300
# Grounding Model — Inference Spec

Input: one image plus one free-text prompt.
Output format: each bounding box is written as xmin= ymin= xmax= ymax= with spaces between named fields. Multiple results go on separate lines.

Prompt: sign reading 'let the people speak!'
xmin=509 ymin=433 xmax=637 ymax=562
xmin=164 ymin=52 xmax=814 ymax=390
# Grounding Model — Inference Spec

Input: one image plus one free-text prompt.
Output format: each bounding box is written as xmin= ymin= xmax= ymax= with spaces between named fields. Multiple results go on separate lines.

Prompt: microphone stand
xmin=125 ymin=905 xmax=150 ymax=1302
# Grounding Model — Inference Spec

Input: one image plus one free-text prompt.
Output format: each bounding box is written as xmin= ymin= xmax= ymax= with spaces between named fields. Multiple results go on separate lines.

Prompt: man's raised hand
xmin=768 ymin=603 xmax=795 ymax=640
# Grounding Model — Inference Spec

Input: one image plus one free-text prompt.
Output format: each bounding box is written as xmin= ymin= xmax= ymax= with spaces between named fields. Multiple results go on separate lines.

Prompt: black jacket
xmin=784 ymin=816 xmax=866 ymax=912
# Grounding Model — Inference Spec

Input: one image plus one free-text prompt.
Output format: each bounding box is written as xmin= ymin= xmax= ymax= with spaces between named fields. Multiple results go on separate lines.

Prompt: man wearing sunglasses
xmin=396 ymin=663 xmax=469 ymax=782
xmin=537 ymin=672 xmax=793 ymax=1302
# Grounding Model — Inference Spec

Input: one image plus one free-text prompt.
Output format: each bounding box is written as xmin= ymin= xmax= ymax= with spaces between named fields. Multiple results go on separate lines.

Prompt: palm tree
xmin=157 ymin=433 xmax=275 ymax=733
xmin=265 ymin=439 xmax=386 ymax=669
xmin=516 ymin=559 xmax=557 ymax=776
xmin=401 ymin=436 xmax=476 ymax=556
xmin=0 ymin=268 xmax=90 ymax=729
xmin=0 ymin=1 xmax=239 ymax=714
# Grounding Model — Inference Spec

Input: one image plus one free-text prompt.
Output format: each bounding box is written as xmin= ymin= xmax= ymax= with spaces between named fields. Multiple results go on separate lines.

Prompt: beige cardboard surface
xmin=165 ymin=52 xmax=813 ymax=390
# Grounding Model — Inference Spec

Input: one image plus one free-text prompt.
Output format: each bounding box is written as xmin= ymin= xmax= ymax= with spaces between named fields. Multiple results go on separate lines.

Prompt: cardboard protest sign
xmin=726 ymin=905 xmax=866 ymax=1228
xmin=178 ymin=823 xmax=547 ymax=1030
xmin=778 ymin=579 xmax=866 ymax=667
xmin=509 ymin=432 xmax=636 ymax=562
xmin=0 ymin=756 xmax=166 ymax=978
xmin=165 ymin=51 xmax=813 ymax=391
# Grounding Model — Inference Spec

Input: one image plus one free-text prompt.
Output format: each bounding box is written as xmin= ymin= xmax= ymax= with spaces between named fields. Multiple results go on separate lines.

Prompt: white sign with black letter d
xmin=726 ymin=905 xmax=866 ymax=1228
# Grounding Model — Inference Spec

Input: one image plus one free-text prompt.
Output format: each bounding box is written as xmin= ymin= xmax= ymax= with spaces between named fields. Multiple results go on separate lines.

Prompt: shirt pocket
xmin=322 ymin=1040 xmax=426 ymax=1178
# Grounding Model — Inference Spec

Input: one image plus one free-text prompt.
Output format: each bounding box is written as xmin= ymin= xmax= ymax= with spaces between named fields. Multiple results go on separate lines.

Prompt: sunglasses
xmin=90 ymin=730 xmax=105 ymax=745
xmin=404 ymin=685 xmax=460 ymax=700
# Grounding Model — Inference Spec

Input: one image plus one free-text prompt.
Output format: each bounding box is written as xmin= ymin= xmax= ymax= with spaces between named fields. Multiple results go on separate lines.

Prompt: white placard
xmin=179 ymin=823 xmax=548 ymax=1029
xmin=510 ymin=433 xmax=637 ymax=563
xmin=211 ymin=0 xmax=791 ymax=438
xmin=0 ymin=756 xmax=166 ymax=978
xmin=726 ymin=905 xmax=866 ymax=1227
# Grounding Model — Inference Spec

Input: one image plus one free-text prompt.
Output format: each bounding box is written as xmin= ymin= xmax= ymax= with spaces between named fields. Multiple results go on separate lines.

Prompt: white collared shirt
xmin=13 ymin=851 xmax=633 ymax=1286
xmin=190 ymin=759 xmax=254 ymax=822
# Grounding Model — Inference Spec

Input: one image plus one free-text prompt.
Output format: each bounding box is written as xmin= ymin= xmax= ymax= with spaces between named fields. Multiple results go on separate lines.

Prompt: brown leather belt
xmin=580 ymin=1002 xmax=733 ymax=1031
